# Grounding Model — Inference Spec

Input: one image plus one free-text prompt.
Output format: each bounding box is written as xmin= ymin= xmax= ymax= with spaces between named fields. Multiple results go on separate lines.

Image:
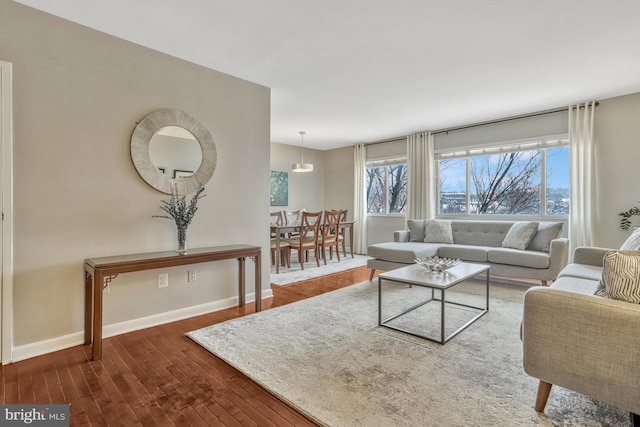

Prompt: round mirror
xmin=131 ymin=109 xmax=217 ymax=194
xmin=149 ymin=126 xmax=203 ymax=178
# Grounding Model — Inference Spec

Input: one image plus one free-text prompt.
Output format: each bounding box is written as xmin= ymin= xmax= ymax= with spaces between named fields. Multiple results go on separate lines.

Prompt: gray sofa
xmin=522 ymin=246 xmax=640 ymax=415
xmin=367 ymin=220 xmax=569 ymax=285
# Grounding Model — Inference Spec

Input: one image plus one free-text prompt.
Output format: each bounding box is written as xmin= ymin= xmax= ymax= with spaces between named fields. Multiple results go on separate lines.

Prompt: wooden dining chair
xmin=318 ymin=210 xmax=342 ymax=265
xmin=339 ymin=209 xmax=348 ymax=257
xmin=286 ymin=210 xmax=322 ymax=270
xmin=284 ymin=209 xmax=303 ymax=225
xmin=269 ymin=211 xmax=290 ymax=267
xmin=284 ymin=209 xmax=304 ymax=238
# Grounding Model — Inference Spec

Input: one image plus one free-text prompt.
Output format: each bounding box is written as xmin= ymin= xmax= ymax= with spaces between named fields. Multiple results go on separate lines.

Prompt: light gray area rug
xmin=270 ymin=254 xmax=370 ymax=285
xmin=187 ymin=280 xmax=629 ymax=426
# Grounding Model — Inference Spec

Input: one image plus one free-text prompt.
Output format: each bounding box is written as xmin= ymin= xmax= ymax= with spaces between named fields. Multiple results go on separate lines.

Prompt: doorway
xmin=0 ymin=60 xmax=13 ymax=364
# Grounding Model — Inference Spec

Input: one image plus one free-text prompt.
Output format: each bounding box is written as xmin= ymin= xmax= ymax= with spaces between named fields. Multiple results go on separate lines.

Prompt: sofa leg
xmin=541 ymin=280 xmax=549 ymax=287
xmin=535 ymin=380 xmax=552 ymax=413
xmin=369 ymin=268 xmax=375 ymax=281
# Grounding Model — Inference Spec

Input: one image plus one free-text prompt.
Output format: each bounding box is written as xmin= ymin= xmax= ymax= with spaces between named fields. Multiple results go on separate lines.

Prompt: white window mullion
xmin=465 ymin=157 xmax=471 ymax=215
xmin=541 ymin=149 xmax=547 ymax=216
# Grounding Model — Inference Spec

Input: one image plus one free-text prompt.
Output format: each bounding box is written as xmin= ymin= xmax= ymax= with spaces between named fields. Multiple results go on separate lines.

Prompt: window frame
xmin=436 ymin=138 xmax=569 ymax=219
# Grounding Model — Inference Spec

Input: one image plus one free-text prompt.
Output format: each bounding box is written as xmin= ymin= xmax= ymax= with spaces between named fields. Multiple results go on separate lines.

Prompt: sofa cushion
xmin=424 ymin=219 xmax=454 ymax=244
xmin=527 ymin=222 xmax=563 ymax=253
xmin=438 ymin=245 xmax=488 ymax=262
xmin=488 ymin=248 xmax=549 ymax=269
xmin=367 ymin=242 xmax=439 ymax=264
xmin=407 ymin=220 xmax=426 ymax=242
xmin=451 ymin=220 xmax=513 ymax=247
xmin=551 ymin=276 xmax=600 ymax=295
xmin=557 ymin=263 xmax=603 ymax=281
xmin=502 ymin=221 xmax=539 ymax=250
xmin=595 ymin=250 xmax=640 ymax=304
xmin=620 ymin=228 xmax=640 ymax=250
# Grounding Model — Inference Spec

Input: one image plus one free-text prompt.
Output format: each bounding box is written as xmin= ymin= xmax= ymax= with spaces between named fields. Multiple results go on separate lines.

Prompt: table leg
xmin=254 ymin=252 xmax=262 ymax=312
xmin=349 ymin=223 xmax=354 ymax=258
xmin=92 ymin=272 xmax=103 ymax=361
xmin=275 ymin=232 xmax=281 ymax=274
xmin=378 ymin=277 xmax=382 ymax=325
xmin=238 ymin=257 xmax=246 ymax=307
xmin=441 ymin=289 xmax=446 ymax=344
xmin=486 ymin=269 xmax=490 ymax=310
xmin=84 ymin=270 xmax=93 ymax=345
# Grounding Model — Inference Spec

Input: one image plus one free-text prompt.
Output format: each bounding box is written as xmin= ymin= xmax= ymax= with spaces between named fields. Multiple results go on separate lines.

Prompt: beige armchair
xmin=522 ymin=246 xmax=640 ymax=415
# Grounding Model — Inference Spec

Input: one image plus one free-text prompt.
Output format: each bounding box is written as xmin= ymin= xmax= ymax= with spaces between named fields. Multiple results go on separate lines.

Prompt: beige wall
xmin=323 ymin=146 xmax=354 ymax=220
xmin=593 ymin=92 xmax=640 ymax=248
xmin=269 ymin=143 xmax=354 ymax=221
xmin=1 ymin=1 xmax=271 ymax=353
xmin=269 ymin=142 xmax=325 ymax=212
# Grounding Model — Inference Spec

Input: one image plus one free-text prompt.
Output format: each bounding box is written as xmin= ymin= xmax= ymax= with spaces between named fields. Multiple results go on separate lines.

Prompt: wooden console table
xmin=84 ymin=244 xmax=261 ymax=361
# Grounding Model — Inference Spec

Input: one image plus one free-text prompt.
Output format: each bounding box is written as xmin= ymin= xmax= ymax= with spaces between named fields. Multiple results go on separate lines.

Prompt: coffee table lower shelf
xmin=378 ymin=263 xmax=490 ymax=344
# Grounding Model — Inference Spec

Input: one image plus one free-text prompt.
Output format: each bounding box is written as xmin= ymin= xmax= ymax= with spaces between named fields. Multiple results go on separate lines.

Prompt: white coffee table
xmin=378 ymin=262 xmax=490 ymax=344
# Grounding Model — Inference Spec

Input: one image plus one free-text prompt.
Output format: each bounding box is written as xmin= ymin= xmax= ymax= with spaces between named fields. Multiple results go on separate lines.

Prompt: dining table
xmin=270 ymin=220 xmax=355 ymax=274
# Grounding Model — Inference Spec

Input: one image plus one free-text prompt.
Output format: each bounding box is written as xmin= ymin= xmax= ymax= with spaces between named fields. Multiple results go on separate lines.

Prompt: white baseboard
xmin=10 ymin=289 xmax=273 ymax=363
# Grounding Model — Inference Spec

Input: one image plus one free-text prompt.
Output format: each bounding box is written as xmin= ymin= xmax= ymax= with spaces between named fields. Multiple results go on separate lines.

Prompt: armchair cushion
xmin=595 ymin=250 xmax=640 ymax=304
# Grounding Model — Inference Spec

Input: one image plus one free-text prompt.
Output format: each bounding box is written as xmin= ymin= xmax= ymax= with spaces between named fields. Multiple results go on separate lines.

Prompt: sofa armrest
xmin=546 ymin=238 xmax=569 ymax=278
xmin=394 ymin=230 xmax=410 ymax=242
xmin=571 ymin=246 xmax=613 ymax=267
xmin=522 ymin=287 xmax=640 ymax=413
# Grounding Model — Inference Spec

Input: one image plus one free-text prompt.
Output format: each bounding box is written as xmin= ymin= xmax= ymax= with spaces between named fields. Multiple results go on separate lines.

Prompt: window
xmin=366 ymin=161 xmax=407 ymax=214
xmin=438 ymin=140 xmax=569 ymax=216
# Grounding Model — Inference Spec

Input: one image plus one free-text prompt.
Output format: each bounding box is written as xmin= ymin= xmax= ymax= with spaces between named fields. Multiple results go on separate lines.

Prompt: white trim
xmin=435 ymin=134 xmax=569 ymax=159
xmin=365 ymin=155 xmax=407 ymax=166
xmin=0 ymin=61 xmax=13 ymax=364
xmin=11 ymin=290 xmax=272 ymax=362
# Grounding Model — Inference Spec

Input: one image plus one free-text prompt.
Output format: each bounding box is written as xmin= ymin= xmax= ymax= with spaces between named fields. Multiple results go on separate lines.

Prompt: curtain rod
xmin=363 ymin=102 xmax=598 ymax=145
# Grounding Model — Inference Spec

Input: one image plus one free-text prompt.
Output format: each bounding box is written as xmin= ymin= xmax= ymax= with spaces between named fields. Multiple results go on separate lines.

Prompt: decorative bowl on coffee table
xmin=415 ymin=256 xmax=461 ymax=273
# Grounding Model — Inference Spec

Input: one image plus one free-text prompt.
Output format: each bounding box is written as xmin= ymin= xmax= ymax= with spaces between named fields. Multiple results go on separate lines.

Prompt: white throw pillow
xmin=502 ymin=222 xmax=539 ymax=250
xmin=424 ymin=220 xmax=454 ymax=244
xmin=620 ymin=228 xmax=640 ymax=250
xmin=595 ymin=250 xmax=640 ymax=304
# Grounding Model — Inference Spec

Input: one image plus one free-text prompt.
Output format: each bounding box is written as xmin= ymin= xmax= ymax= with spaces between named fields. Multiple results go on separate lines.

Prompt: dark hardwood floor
xmin=0 ymin=266 xmax=378 ymax=426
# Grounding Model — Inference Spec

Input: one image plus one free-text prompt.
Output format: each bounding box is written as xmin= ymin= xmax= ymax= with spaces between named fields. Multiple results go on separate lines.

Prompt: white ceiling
xmin=14 ymin=0 xmax=640 ymax=150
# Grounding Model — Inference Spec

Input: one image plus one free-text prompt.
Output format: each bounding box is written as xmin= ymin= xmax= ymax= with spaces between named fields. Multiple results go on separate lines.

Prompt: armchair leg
xmin=535 ymin=381 xmax=552 ymax=413
xmin=369 ymin=268 xmax=375 ymax=281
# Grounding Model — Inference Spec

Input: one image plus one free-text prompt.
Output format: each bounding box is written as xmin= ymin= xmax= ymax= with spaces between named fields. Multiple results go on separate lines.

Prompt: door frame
xmin=1 ymin=60 xmax=14 ymax=364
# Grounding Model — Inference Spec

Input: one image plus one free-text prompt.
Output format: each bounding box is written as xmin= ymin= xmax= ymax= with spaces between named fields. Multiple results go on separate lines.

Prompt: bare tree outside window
xmin=439 ymin=144 xmax=568 ymax=217
xmin=366 ymin=167 xmax=385 ymax=213
xmin=439 ymin=158 xmax=467 ymax=214
xmin=366 ymin=164 xmax=407 ymax=214
xmin=471 ymin=151 xmax=542 ymax=214
xmin=388 ymin=164 xmax=407 ymax=213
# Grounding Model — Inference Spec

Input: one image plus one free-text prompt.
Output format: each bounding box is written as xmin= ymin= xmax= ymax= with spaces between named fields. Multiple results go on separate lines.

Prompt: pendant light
xmin=292 ymin=131 xmax=313 ymax=172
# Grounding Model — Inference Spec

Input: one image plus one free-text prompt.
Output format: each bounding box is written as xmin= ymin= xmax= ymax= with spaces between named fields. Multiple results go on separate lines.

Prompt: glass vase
xmin=176 ymin=225 xmax=188 ymax=255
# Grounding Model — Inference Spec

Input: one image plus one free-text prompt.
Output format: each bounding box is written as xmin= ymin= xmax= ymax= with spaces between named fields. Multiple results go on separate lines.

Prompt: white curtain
xmin=569 ymin=101 xmax=597 ymax=254
xmin=353 ymin=143 xmax=367 ymax=254
xmin=406 ymin=132 xmax=436 ymax=220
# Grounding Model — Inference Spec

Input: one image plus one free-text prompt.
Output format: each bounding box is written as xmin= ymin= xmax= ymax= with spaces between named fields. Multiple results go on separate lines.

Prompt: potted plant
xmin=619 ymin=202 xmax=640 ymax=230
xmin=154 ymin=186 xmax=206 ymax=254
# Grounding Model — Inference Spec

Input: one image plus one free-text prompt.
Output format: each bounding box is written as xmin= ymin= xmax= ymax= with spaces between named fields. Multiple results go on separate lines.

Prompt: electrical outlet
xmin=157 ymin=273 xmax=169 ymax=288
xmin=188 ymin=270 xmax=196 ymax=283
